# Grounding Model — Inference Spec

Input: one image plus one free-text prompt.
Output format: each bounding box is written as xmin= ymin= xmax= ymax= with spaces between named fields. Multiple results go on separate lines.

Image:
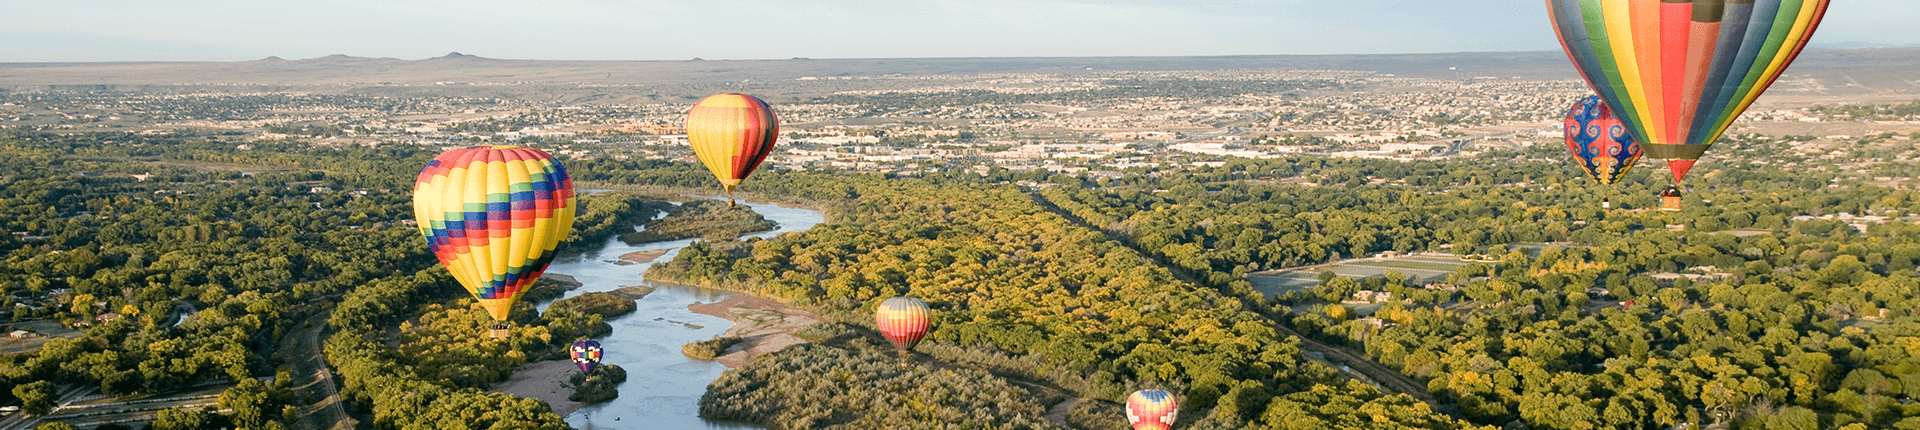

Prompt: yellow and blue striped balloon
xmin=412 ymin=146 xmax=576 ymax=329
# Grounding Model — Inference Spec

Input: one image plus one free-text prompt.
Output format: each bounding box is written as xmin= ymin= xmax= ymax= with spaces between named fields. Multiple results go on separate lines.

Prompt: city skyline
xmin=6 ymin=0 xmax=1919 ymax=62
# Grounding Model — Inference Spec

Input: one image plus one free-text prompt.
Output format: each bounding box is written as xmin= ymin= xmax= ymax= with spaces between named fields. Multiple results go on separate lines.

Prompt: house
xmin=1343 ymin=290 xmax=1396 ymax=304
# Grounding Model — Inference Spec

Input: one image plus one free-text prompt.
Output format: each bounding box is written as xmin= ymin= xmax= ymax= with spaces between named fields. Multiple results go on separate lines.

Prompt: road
xmin=284 ymin=313 xmax=355 ymax=430
xmin=1027 ymin=191 xmax=1453 ymax=414
xmin=0 ymin=386 xmax=224 ymax=430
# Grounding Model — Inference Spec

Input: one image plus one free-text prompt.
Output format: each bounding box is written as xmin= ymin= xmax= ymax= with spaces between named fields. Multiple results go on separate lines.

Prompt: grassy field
xmin=0 ymin=320 xmax=84 ymax=354
xmin=1248 ymin=254 xmax=1478 ymax=299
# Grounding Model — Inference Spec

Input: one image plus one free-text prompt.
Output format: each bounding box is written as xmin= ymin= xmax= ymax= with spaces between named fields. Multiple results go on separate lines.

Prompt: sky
xmin=4 ymin=0 xmax=1918 ymax=62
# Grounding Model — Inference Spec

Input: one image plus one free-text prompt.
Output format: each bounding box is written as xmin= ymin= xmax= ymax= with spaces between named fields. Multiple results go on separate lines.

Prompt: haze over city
xmin=6 ymin=0 xmax=1920 ymax=61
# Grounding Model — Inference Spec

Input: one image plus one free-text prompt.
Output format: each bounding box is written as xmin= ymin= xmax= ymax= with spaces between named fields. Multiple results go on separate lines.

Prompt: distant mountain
xmin=1 ymin=48 xmax=1914 ymax=100
xmin=1812 ymin=41 xmax=1920 ymax=50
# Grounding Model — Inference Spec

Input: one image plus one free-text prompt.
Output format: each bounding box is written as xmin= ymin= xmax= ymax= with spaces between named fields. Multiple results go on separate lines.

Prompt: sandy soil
xmin=611 ymin=286 xmax=654 ymax=300
xmin=541 ymin=273 xmax=583 ymax=290
xmin=619 ymin=249 xmax=669 ymax=264
xmin=489 ymin=360 xmax=586 ymax=416
xmin=687 ymin=295 xmax=822 ymax=368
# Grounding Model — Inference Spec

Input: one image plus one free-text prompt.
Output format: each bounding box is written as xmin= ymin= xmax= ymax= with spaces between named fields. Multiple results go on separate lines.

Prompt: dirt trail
xmin=1027 ymin=191 xmax=1450 ymax=412
xmin=1045 ymin=397 xmax=1084 ymax=429
xmin=285 ymin=313 xmax=355 ymax=430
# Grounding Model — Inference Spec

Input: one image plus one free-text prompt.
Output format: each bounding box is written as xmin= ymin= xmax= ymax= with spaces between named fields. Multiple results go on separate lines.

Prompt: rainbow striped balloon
xmin=412 ymin=146 xmax=576 ymax=329
xmin=687 ymin=93 xmax=779 ymax=197
xmin=571 ymin=340 xmax=603 ymax=372
xmin=875 ymin=297 xmax=930 ymax=355
xmin=1549 ymin=0 xmax=1829 ymax=182
xmin=1126 ymin=389 xmax=1179 ymax=430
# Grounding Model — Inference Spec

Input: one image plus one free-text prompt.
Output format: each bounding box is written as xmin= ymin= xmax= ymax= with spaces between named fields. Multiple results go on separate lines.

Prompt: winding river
xmin=537 ymin=197 xmax=823 ymax=429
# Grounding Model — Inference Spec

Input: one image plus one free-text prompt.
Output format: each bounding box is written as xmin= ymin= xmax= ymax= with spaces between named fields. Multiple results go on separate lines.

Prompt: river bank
xmin=618 ymin=249 xmax=668 ymax=264
xmin=487 ymin=360 xmax=587 ymax=416
xmin=686 ymin=294 xmax=822 ymax=368
xmin=495 ymin=196 xmax=823 ymax=429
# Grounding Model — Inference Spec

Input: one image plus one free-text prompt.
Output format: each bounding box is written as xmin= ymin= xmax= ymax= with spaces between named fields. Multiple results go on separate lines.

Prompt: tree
xmin=12 ymin=381 xmax=53 ymax=416
xmin=151 ymin=407 xmax=212 ymax=430
xmin=219 ymin=378 xmax=272 ymax=428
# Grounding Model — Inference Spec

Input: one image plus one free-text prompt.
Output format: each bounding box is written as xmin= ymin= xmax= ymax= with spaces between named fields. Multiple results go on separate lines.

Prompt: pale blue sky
xmin=3 ymin=0 xmax=1915 ymax=62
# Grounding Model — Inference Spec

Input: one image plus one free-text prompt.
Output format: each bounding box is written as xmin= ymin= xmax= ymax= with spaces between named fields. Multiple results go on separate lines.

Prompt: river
xmin=537 ymin=197 xmax=823 ymax=430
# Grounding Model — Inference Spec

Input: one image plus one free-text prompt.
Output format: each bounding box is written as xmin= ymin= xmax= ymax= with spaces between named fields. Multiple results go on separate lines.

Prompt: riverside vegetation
xmin=619 ymin=199 xmax=778 ymax=244
xmin=598 ymin=133 xmax=1920 ymax=430
xmin=4 ymin=126 xmax=1918 ymax=429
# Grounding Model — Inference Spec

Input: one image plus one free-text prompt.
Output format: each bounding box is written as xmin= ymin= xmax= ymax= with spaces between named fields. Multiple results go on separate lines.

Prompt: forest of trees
xmin=0 ymin=130 xmax=643 ymax=429
xmin=593 ymin=161 xmax=1490 ymax=429
xmin=597 ymin=131 xmax=1920 ymax=429
xmin=1030 ymin=142 xmax=1920 ymax=429
xmin=618 ymin=199 xmax=777 ymax=244
xmin=3 ymin=123 xmax=1917 ymax=430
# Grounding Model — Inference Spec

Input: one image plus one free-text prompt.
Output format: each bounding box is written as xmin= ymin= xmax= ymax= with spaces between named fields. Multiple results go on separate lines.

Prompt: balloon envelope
xmin=1548 ymin=0 xmax=1828 ymax=181
xmin=571 ymin=340 xmax=603 ymax=372
xmin=1126 ymin=389 xmax=1179 ymax=430
xmin=687 ymin=93 xmax=779 ymax=195
xmin=875 ymin=297 xmax=930 ymax=354
xmin=1564 ymin=95 xmax=1643 ymax=185
xmin=412 ymin=146 xmax=576 ymax=324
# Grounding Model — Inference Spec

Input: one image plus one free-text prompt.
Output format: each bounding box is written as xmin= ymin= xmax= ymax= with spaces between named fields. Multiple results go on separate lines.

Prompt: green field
xmin=1248 ymin=254 xmax=1477 ymax=299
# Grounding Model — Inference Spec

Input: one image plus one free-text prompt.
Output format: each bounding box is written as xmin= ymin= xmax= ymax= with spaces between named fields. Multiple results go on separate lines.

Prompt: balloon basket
xmin=489 ymin=324 xmax=511 ymax=338
xmin=1658 ymin=186 xmax=1683 ymax=211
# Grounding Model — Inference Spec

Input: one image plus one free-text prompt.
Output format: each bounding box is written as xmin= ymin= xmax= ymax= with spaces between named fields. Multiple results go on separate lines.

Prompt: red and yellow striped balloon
xmin=1548 ymin=0 xmax=1829 ymax=182
xmin=687 ymin=93 xmax=779 ymax=197
xmin=876 ymin=297 xmax=930 ymax=356
xmin=412 ymin=146 xmax=576 ymax=334
xmin=1125 ymin=389 xmax=1179 ymax=430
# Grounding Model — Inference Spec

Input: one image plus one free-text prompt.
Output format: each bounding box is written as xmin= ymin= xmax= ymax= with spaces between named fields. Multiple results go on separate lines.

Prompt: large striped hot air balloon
xmin=687 ymin=93 xmax=778 ymax=206
xmin=413 ymin=146 xmax=576 ymax=338
xmin=1125 ymin=389 xmax=1179 ymax=430
xmin=571 ymin=340 xmax=603 ymax=372
xmin=875 ymin=297 xmax=930 ymax=364
xmin=1564 ymin=95 xmax=1643 ymax=185
xmin=1548 ymin=0 xmax=1829 ymax=200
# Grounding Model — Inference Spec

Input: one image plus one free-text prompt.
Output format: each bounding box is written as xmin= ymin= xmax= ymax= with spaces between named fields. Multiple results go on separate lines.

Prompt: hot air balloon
xmin=413 ymin=146 xmax=577 ymax=338
xmin=1660 ymin=185 xmax=1685 ymax=211
xmin=1564 ymin=95 xmax=1643 ymax=185
xmin=875 ymin=297 xmax=929 ymax=364
xmin=1125 ymin=389 xmax=1179 ymax=430
xmin=1548 ymin=0 xmax=1829 ymax=205
xmin=571 ymin=340 xmax=604 ymax=372
xmin=687 ymin=93 xmax=779 ymax=206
